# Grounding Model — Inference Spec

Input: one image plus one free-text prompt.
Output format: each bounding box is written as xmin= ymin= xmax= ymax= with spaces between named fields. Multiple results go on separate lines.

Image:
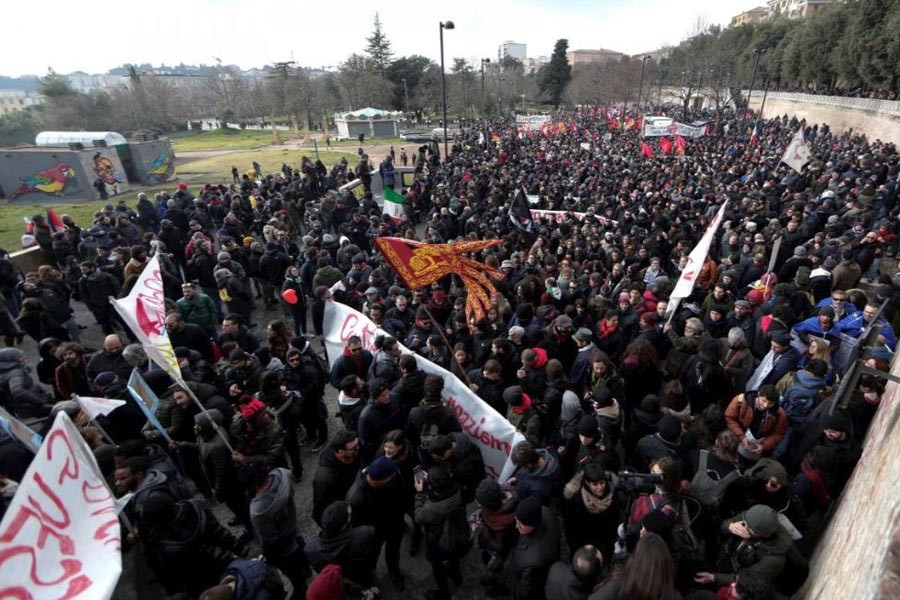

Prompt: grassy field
xmin=176 ymin=149 xmax=359 ymax=179
xmin=169 ymin=129 xmax=284 ymax=151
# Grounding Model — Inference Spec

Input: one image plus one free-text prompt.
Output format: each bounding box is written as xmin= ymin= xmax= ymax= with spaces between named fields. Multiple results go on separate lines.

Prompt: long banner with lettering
xmin=0 ymin=412 xmax=121 ymax=598
xmin=643 ymin=120 xmax=708 ymax=138
xmin=324 ymin=300 xmax=523 ymax=480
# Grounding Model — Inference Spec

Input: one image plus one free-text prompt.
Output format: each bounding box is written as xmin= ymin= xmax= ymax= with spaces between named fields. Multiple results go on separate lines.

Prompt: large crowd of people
xmin=0 ymin=103 xmax=898 ymax=600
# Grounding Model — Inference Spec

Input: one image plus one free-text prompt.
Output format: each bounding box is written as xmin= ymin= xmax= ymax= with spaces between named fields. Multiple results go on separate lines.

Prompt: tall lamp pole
xmin=636 ymin=55 xmax=651 ymax=112
xmin=439 ymin=20 xmax=455 ymax=162
xmin=746 ymin=47 xmax=765 ymax=124
xmin=480 ymin=58 xmax=490 ymax=118
xmin=401 ymin=78 xmax=410 ymax=117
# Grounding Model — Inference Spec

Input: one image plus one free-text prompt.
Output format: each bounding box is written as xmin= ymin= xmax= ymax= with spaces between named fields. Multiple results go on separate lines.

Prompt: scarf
xmin=580 ymin=485 xmax=613 ymax=514
xmin=599 ymin=318 xmax=617 ymax=339
xmin=801 ymin=457 xmax=830 ymax=508
xmin=512 ymin=393 xmax=532 ymax=415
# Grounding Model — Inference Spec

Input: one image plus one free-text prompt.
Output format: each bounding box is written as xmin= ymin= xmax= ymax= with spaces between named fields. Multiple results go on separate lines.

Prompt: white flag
xmin=667 ymin=201 xmax=729 ymax=314
xmin=75 ymin=395 xmax=127 ymax=422
xmin=782 ymin=128 xmax=811 ymax=173
xmin=0 ymin=412 xmax=122 ymax=598
xmin=110 ymin=253 xmax=182 ymax=384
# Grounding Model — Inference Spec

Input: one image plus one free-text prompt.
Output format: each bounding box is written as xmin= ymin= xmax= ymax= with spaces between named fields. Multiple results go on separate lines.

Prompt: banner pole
xmin=420 ymin=303 xmax=473 ymax=387
xmin=179 ymin=383 xmax=236 ymax=454
xmin=73 ymin=395 xmax=118 ymax=446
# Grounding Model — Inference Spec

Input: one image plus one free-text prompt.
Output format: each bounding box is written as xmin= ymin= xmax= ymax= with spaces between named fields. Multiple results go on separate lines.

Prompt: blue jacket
xmin=836 ymin=312 xmax=896 ymax=350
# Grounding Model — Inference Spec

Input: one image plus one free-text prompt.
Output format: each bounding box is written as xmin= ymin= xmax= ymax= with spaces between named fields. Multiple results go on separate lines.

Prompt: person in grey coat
xmin=238 ymin=458 xmax=308 ymax=598
xmin=0 ymin=348 xmax=53 ymax=418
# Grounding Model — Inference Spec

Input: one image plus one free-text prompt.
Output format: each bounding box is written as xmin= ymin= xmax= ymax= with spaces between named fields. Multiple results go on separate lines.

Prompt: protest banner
xmin=515 ymin=114 xmax=551 ymax=131
xmin=126 ymin=369 xmax=173 ymax=443
xmin=0 ymin=406 xmax=42 ymax=453
xmin=643 ymin=117 xmax=707 ymax=138
xmin=323 ymin=300 xmax=523 ymax=480
xmin=0 ymin=412 xmax=121 ymax=599
xmin=667 ymin=201 xmax=729 ymax=315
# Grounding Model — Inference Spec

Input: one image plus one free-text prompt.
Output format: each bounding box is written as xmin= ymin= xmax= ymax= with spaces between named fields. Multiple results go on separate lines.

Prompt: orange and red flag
xmin=373 ymin=237 xmax=505 ymax=325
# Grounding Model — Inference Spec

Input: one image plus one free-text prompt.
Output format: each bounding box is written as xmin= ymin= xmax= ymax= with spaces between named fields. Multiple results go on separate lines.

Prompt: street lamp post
xmin=401 ymin=78 xmax=410 ymax=118
xmin=636 ymin=55 xmax=651 ymax=113
xmin=439 ymin=20 xmax=455 ymax=162
xmin=746 ymin=48 xmax=765 ymax=123
xmin=480 ymin=58 xmax=490 ymax=118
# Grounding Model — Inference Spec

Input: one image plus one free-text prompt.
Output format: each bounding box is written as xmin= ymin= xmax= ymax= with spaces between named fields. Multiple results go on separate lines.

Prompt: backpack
xmin=780 ymin=375 xmax=820 ymax=424
xmin=302 ymin=349 xmax=329 ymax=397
xmin=690 ymin=450 xmax=740 ymax=512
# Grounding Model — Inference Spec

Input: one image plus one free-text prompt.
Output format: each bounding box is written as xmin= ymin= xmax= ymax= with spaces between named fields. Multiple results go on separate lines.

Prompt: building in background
xmin=566 ymin=48 xmax=627 ymax=68
xmin=499 ymin=41 xmax=527 ymax=63
xmin=731 ymin=6 xmax=768 ymax=26
xmin=66 ymin=72 xmax=128 ymax=94
xmin=631 ymin=47 xmax=675 ymax=63
xmin=0 ymin=90 xmax=43 ymax=116
xmin=767 ymin=0 xmax=836 ymax=19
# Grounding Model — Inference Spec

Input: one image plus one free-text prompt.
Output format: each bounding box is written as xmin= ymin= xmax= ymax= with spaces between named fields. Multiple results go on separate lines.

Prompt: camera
xmin=616 ymin=470 xmax=664 ymax=495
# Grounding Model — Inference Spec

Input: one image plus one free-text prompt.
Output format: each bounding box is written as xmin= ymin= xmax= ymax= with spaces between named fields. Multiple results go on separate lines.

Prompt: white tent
xmin=35 ymin=131 xmax=128 ymax=147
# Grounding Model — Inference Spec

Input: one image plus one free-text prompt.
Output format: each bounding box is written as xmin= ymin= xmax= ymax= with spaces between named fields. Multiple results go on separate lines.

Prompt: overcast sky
xmin=5 ymin=0 xmax=763 ymax=77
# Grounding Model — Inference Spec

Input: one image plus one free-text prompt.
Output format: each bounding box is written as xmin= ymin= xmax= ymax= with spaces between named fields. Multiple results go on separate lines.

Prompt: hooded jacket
xmin=250 ymin=468 xmax=299 ymax=556
xmin=304 ymin=525 xmax=378 ymax=587
xmin=512 ymin=449 xmax=562 ymax=505
xmin=0 ymin=348 xmax=52 ymax=411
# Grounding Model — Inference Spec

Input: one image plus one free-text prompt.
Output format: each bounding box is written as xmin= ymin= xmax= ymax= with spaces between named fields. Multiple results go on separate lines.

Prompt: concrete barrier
xmin=799 ymin=350 xmax=900 ymax=597
xmin=747 ymin=92 xmax=900 ymax=145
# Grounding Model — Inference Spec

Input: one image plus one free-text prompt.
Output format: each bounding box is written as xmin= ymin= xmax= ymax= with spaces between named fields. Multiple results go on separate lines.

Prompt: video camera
xmin=616 ymin=470 xmax=664 ymax=495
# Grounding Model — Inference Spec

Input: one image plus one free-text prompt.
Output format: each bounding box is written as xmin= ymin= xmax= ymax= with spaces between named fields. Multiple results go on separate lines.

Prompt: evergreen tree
xmin=366 ymin=13 xmax=394 ymax=77
xmin=538 ymin=39 xmax=572 ymax=108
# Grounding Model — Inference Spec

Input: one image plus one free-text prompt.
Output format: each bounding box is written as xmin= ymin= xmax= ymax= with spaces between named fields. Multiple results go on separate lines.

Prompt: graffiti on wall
xmin=12 ymin=163 xmax=76 ymax=198
xmin=147 ymin=151 xmax=174 ymax=184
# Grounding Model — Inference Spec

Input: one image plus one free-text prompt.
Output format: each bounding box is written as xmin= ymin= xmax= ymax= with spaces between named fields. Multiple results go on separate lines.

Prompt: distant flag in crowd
xmin=782 ymin=127 xmax=812 ymax=173
xmin=674 ymin=135 xmax=687 ymax=156
xmin=640 ymin=142 xmax=654 ymax=158
xmin=74 ymin=395 xmax=127 ymax=422
xmin=23 ymin=216 xmax=32 ymax=234
xmin=624 ymin=117 xmax=636 ymax=130
xmin=667 ymin=201 xmax=729 ymax=316
xmin=382 ymin=187 xmax=405 ymax=224
xmin=478 ymin=131 xmax=485 ymax=145
xmin=373 ymin=237 xmax=505 ymax=325
xmin=750 ymin=123 xmax=759 ymax=146
xmin=660 ymin=137 xmax=673 ymax=156
xmin=46 ymin=207 xmax=64 ymax=232
xmin=609 ymin=117 xmax=619 ymax=130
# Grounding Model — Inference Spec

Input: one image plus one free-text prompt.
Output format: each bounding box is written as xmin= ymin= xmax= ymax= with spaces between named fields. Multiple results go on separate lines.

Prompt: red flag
xmin=640 ymin=142 xmax=654 ymax=158
xmin=624 ymin=117 xmax=635 ymax=130
xmin=749 ymin=124 xmax=758 ymax=146
xmin=23 ymin=217 xmax=33 ymax=234
xmin=46 ymin=207 xmax=64 ymax=232
xmin=374 ymin=237 xmax=505 ymax=325
xmin=674 ymin=135 xmax=687 ymax=155
xmin=660 ymin=137 xmax=673 ymax=156
xmin=609 ymin=117 xmax=619 ymax=130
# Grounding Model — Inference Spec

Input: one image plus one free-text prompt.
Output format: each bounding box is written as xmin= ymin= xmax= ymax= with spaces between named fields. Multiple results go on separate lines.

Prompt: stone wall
xmin=799 ymin=352 xmax=900 ymax=598
xmin=747 ymin=93 xmax=900 ymax=145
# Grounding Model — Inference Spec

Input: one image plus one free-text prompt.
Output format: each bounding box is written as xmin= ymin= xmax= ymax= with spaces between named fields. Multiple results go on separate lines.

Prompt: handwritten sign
xmin=0 ymin=412 xmax=121 ymax=599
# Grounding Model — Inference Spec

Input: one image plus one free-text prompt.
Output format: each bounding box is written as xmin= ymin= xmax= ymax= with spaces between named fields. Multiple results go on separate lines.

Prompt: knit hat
xmin=369 ymin=378 xmax=391 ymax=399
xmin=516 ymin=303 xmax=534 ymax=321
xmin=93 ymin=371 xmax=117 ymax=389
xmin=734 ymin=299 xmax=752 ymax=309
xmin=321 ymin=501 xmax=350 ymax=536
xmin=515 ymin=496 xmax=543 ymax=528
xmin=194 ymin=408 xmax=224 ymax=429
xmin=217 ymin=251 xmax=231 ymax=261
xmin=751 ymin=458 xmax=788 ymax=487
xmin=174 ymin=346 xmax=191 ymax=358
xmin=822 ymin=411 xmax=850 ymax=433
xmin=240 ymin=398 xmax=266 ymax=419
xmin=306 ymin=564 xmax=344 ymax=600
xmin=744 ymin=505 xmax=779 ymax=538
xmin=592 ymin=386 xmax=613 ymax=408
xmin=618 ymin=292 xmax=630 ymax=303
xmin=657 ymin=415 xmax=682 ymax=443
xmin=475 ymin=479 xmax=505 ymax=510
xmin=640 ymin=312 xmax=658 ymax=326
xmin=640 ymin=394 xmax=661 ymax=413
xmin=243 ymin=236 xmax=255 ymax=244
xmin=503 ymin=385 xmax=525 ymax=408
xmin=793 ymin=246 xmax=807 ymax=257
xmin=746 ymin=289 xmax=765 ymax=305
xmin=366 ymin=457 xmax=398 ymax=481
xmin=314 ymin=285 xmax=329 ymax=299
xmin=578 ymin=414 xmax=600 ymax=438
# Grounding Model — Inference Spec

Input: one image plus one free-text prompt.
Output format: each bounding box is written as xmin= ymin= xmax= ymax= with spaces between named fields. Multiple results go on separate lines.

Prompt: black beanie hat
xmin=657 ymin=415 xmax=683 ymax=443
xmin=578 ymin=414 xmax=600 ymax=438
xmin=503 ymin=385 xmax=525 ymax=407
xmin=822 ymin=411 xmax=850 ymax=433
xmin=592 ymin=386 xmax=613 ymax=408
xmin=515 ymin=496 xmax=543 ymax=528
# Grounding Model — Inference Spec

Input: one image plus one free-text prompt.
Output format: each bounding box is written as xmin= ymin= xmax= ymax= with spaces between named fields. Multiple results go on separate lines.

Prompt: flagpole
xmin=178 ymin=382 xmax=236 ymax=454
xmin=420 ymin=303 xmax=473 ymax=387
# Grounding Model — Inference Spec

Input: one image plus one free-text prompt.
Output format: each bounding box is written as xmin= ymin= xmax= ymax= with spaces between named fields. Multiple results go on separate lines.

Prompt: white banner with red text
xmin=0 ymin=412 xmax=121 ymax=599
xmin=323 ymin=300 xmax=523 ymax=481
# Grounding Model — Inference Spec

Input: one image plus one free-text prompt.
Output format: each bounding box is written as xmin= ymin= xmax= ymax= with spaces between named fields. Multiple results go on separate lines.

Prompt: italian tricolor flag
xmin=383 ymin=187 xmax=404 ymax=223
